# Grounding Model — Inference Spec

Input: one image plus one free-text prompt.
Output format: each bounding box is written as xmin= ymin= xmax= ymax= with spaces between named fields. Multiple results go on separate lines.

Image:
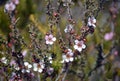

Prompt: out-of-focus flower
xmin=64 ymin=24 xmax=73 ymax=33
xmin=22 ymin=50 xmax=27 ymax=57
xmin=45 ymin=34 xmax=56 ymax=45
xmin=33 ymin=62 xmax=45 ymax=73
xmin=74 ymin=40 xmax=86 ymax=52
xmin=1 ymin=57 xmax=7 ymax=64
xmin=47 ymin=67 xmax=54 ymax=75
xmin=12 ymin=0 xmax=19 ymax=5
xmin=5 ymin=2 xmax=16 ymax=12
xmin=24 ymin=62 xmax=32 ymax=69
xmin=114 ymin=51 xmax=118 ymax=56
xmin=24 ymin=62 xmax=32 ymax=73
xmin=62 ymin=49 xmax=74 ymax=63
xmin=104 ymin=32 xmax=114 ymax=41
xmin=48 ymin=56 xmax=53 ymax=64
xmin=87 ymin=16 xmax=96 ymax=28
xmin=10 ymin=59 xmax=16 ymax=66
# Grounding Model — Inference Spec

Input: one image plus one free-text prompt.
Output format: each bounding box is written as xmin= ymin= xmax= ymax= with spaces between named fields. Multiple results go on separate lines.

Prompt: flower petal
xmin=74 ymin=45 xmax=78 ymax=49
xmin=78 ymin=47 xmax=82 ymax=52
xmin=52 ymin=37 xmax=56 ymax=41
xmin=38 ymin=68 xmax=43 ymax=73
xmin=69 ymin=57 xmax=74 ymax=62
xmin=82 ymin=44 xmax=86 ymax=49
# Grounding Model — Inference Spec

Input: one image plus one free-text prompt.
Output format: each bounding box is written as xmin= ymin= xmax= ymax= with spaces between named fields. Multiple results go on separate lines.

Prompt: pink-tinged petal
xmin=45 ymin=35 xmax=49 ymax=40
xmin=74 ymin=45 xmax=78 ymax=49
xmin=46 ymin=41 xmax=50 ymax=44
xmin=82 ymin=44 xmax=86 ymax=49
xmin=22 ymin=50 xmax=27 ymax=57
xmin=104 ymin=32 xmax=114 ymax=41
xmin=75 ymin=40 xmax=79 ymax=44
xmin=68 ymin=49 xmax=72 ymax=52
xmin=69 ymin=52 xmax=73 ymax=56
xmin=80 ymin=40 xmax=84 ymax=44
xmin=52 ymin=37 xmax=56 ymax=41
xmin=41 ymin=64 xmax=44 ymax=69
xmin=49 ymin=34 xmax=53 ymax=38
xmin=12 ymin=0 xmax=19 ymax=5
xmin=10 ymin=60 xmax=16 ymax=66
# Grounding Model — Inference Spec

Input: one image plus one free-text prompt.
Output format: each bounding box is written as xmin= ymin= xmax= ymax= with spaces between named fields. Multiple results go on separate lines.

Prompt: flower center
xmin=77 ymin=43 xmax=82 ymax=47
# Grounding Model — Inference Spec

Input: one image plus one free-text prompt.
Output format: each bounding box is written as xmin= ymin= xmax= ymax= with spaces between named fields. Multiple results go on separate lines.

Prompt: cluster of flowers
xmin=44 ymin=16 xmax=96 ymax=63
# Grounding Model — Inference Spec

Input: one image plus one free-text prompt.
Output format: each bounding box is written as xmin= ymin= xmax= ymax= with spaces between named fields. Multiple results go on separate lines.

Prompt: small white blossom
xmin=64 ymin=24 xmax=73 ymax=33
xmin=74 ymin=40 xmax=86 ymax=52
xmin=24 ymin=62 xmax=32 ymax=69
xmin=1 ymin=57 xmax=7 ymax=64
xmin=62 ymin=49 xmax=74 ymax=63
xmin=87 ymin=16 xmax=96 ymax=28
xmin=45 ymin=34 xmax=56 ymax=45
xmin=33 ymin=62 xmax=45 ymax=73
xmin=5 ymin=2 xmax=16 ymax=12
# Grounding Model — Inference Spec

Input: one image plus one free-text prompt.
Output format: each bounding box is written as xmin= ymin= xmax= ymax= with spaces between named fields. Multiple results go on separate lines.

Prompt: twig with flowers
xmin=45 ymin=0 xmax=99 ymax=81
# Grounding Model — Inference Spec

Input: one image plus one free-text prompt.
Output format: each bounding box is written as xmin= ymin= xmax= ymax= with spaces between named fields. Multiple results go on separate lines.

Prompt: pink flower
xmin=10 ymin=60 xmax=16 ymax=66
xmin=114 ymin=51 xmax=118 ymax=56
xmin=5 ymin=2 xmax=16 ymax=12
xmin=87 ymin=16 xmax=96 ymax=28
xmin=74 ymin=40 xmax=86 ymax=52
xmin=64 ymin=24 xmax=73 ymax=33
xmin=62 ymin=49 xmax=74 ymax=63
xmin=45 ymin=34 xmax=56 ymax=45
xmin=104 ymin=32 xmax=114 ymax=41
xmin=33 ymin=62 xmax=45 ymax=73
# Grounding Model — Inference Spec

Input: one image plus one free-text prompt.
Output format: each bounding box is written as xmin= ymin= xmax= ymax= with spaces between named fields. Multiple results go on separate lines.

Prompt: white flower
xmin=24 ymin=62 xmax=32 ymax=73
xmin=1 ymin=57 xmax=7 ymax=64
xmin=64 ymin=24 xmax=73 ymax=33
xmin=62 ymin=49 xmax=74 ymax=63
xmin=12 ymin=0 xmax=19 ymax=5
xmin=87 ymin=16 xmax=96 ymax=28
xmin=45 ymin=34 xmax=56 ymax=45
xmin=74 ymin=40 xmax=86 ymax=52
xmin=33 ymin=62 xmax=45 ymax=73
xmin=24 ymin=62 xmax=32 ymax=69
xmin=5 ymin=2 xmax=16 ymax=12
